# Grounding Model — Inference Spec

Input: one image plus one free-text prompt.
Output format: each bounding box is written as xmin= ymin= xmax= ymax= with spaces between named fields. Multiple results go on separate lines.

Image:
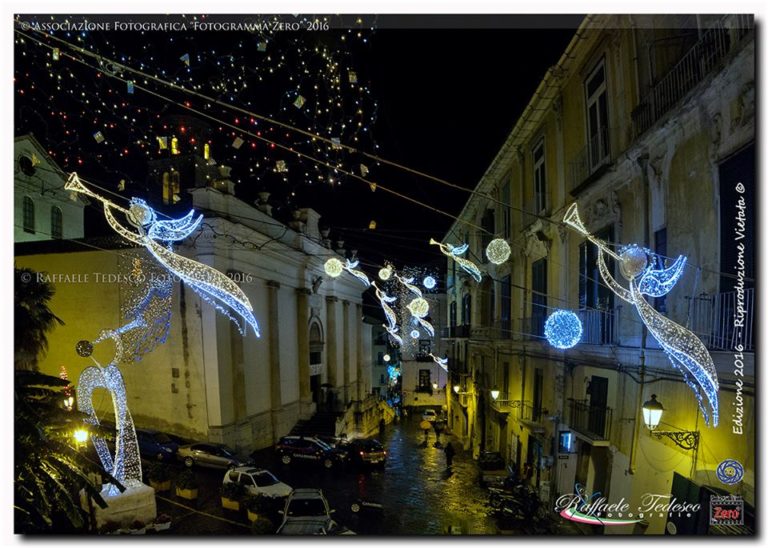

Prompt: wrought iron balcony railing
xmin=686 ymin=288 xmax=754 ymax=352
xmin=568 ymin=398 xmax=613 ymax=441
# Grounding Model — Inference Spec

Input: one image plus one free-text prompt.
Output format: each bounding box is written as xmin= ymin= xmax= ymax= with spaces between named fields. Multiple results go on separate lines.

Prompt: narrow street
xmin=155 ymin=416 xmax=500 ymax=535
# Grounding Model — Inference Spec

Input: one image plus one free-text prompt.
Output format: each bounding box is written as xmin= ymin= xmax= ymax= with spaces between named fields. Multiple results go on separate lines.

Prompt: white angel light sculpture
xmin=371 ymin=281 xmax=403 ymax=346
xmin=430 ymin=238 xmax=482 ymax=282
xmin=65 ymin=173 xmax=260 ymax=490
xmin=394 ymin=273 xmax=435 ymax=337
xmin=563 ymin=203 xmax=719 ymax=426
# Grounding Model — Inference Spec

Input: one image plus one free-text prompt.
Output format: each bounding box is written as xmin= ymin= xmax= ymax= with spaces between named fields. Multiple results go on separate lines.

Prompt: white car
xmin=222 ymin=467 xmax=292 ymax=499
xmin=422 ymin=409 xmax=438 ymax=422
xmin=277 ymin=488 xmax=337 ymax=535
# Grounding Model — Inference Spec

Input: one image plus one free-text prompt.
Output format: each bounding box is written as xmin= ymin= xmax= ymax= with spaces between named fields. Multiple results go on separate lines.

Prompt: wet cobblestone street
xmin=155 ymin=416 xmax=505 ymax=535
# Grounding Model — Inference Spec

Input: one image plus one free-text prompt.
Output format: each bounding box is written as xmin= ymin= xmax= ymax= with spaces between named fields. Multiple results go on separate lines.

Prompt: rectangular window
xmin=531 ymin=259 xmax=547 ymax=337
xmin=377 ymin=351 xmax=384 ymax=366
xmin=585 ymin=60 xmax=610 ymax=171
xmin=22 ymin=196 xmax=35 ymax=234
xmin=654 ymin=228 xmax=668 ymax=313
xmin=501 ymin=275 xmax=511 ymax=338
xmin=533 ymin=139 xmax=546 ymax=213
xmin=450 ymin=301 xmax=457 ymax=327
xmin=578 ymin=225 xmax=615 ymax=311
xmin=501 ymin=181 xmax=511 ymax=238
xmin=418 ymin=369 xmax=431 ymax=389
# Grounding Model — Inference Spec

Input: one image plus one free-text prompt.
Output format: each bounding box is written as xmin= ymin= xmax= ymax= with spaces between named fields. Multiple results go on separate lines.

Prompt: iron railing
xmin=578 ymin=307 xmax=620 ymax=345
xmin=568 ymin=399 xmax=613 ymax=441
xmin=441 ymin=325 xmax=471 ymax=339
xmin=686 ymin=288 xmax=754 ymax=352
xmin=632 ymin=15 xmax=754 ymax=136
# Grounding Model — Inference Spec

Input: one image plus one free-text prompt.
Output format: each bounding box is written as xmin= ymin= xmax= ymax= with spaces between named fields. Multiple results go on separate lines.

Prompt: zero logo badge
xmin=710 ymin=495 xmax=744 ymax=526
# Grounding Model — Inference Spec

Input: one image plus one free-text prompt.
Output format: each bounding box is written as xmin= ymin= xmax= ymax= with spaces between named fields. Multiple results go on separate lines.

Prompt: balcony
xmin=578 ymin=307 xmax=620 ymax=345
xmin=567 ymin=399 xmax=612 ymax=445
xmin=686 ymin=288 xmax=754 ymax=352
xmin=632 ymin=15 xmax=754 ymax=137
xmin=518 ymin=403 xmax=546 ymax=433
xmin=569 ymin=125 xmax=613 ymax=195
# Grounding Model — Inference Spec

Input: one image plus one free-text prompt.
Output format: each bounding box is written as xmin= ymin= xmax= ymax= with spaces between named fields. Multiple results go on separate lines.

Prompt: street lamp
xmin=641 ymin=394 xmax=699 ymax=451
xmin=490 ymin=390 xmax=500 ymax=400
xmin=453 ymin=385 xmax=460 ymax=394
xmin=73 ymin=428 xmax=89 ymax=445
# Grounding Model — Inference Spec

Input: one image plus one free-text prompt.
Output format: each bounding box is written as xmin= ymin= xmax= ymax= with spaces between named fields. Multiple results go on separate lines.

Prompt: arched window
xmin=462 ymin=293 xmax=472 ymax=326
xmin=22 ymin=196 xmax=35 ymax=234
xmin=309 ymin=322 xmax=324 ymax=366
xmin=50 ymin=206 xmax=63 ymax=239
xmin=162 ymin=172 xmax=171 ymax=205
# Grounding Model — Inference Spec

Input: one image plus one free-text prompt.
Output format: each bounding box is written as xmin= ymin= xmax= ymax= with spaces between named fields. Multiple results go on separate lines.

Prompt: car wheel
xmin=184 ymin=457 xmax=194 ymax=468
xmin=323 ymin=458 xmax=333 ymax=469
xmin=351 ymin=502 xmax=361 ymax=513
xmin=281 ymin=454 xmax=291 ymax=465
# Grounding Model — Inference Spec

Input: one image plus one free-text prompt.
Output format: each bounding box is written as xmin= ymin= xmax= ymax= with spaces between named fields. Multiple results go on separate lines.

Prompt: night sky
xmin=14 ymin=14 xmax=581 ymax=272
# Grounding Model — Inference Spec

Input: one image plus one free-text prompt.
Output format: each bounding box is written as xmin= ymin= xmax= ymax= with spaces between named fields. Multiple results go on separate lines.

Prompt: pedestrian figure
xmin=444 ymin=442 xmax=455 ymax=467
xmin=379 ymin=417 xmax=385 ymax=436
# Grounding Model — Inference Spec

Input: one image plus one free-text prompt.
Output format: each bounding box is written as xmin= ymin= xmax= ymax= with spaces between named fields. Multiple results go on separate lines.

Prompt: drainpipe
xmin=628 ymin=15 xmax=642 ymax=106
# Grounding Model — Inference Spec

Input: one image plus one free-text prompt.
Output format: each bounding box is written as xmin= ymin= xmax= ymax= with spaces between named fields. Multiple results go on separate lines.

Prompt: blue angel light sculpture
xmin=563 ymin=203 xmax=719 ymax=427
xmin=65 ymin=173 xmax=260 ymax=490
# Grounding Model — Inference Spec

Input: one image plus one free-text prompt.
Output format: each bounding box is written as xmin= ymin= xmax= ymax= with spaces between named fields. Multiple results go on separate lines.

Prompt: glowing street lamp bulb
xmin=324 ymin=258 xmax=344 ymax=278
xmin=486 ymin=238 xmax=511 ymax=265
xmin=423 ymin=276 xmax=436 ymax=289
xmin=410 ymin=329 xmax=420 ymax=339
xmin=490 ymin=390 xmax=500 ymax=400
xmin=453 ymin=385 xmax=460 ymax=394
xmin=73 ymin=429 xmax=89 ymax=444
xmin=407 ymin=297 xmax=429 ymax=319
xmin=378 ymin=266 xmax=392 ymax=281
xmin=383 ymin=353 xmax=391 ymax=362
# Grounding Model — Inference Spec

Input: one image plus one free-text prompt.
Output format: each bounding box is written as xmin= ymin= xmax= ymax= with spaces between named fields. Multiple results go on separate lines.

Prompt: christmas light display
xmin=564 ymin=203 xmax=719 ymax=426
xmin=544 ymin=310 xmax=583 ymax=349
xmin=66 ymin=173 xmax=260 ymax=337
xmin=410 ymin=329 xmax=420 ymax=339
xmin=76 ymin=330 xmax=142 ymax=493
xmin=485 ymin=238 xmax=511 ymax=265
xmin=406 ymin=297 xmax=429 ymax=318
xmin=429 ymin=353 xmax=449 ymax=373
xmin=378 ymin=265 xmax=393 ymax=281
xmin=371 ymin=281 xmax=402 ymax=346
xmin=324 ymin=257 xmax=370 ymax=287
xmin=430 ymin=238 xmax=482 ymax=282
xmin=423 ymin=276 xmax=436 ymax=289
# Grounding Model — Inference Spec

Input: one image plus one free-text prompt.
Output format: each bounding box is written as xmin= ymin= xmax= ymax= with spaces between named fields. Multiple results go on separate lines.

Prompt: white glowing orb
xmin=383 ymin=353 xmax=391 ymax=362
xmin=324 ymin=258 xmax=344 ymax=278
xmin=410 ymin=329 xmax=420 ymax=339
xmin=378 ymin=267 xmax=392 ymax=281
xmin=486 ymin=238 xmax=511 ymax=265
xmin=423 ymin=276 xmax=436 ymax=289
xmin=407 ymin=297 xmax=430 ymax=318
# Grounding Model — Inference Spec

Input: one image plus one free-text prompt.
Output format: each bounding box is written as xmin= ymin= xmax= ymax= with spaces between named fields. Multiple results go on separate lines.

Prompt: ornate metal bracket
xmin=652 ymin=430 xmax=699 ymax=450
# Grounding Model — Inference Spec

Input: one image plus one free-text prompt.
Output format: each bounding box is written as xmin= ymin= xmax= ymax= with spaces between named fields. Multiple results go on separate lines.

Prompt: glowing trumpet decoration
xmin=563 ymin=203 xmax=719 ymax=426
xmin=430 ymin=238 xmax=482 ymax=282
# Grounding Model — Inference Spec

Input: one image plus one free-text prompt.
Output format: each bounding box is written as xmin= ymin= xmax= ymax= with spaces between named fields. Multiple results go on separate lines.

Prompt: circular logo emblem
xmin=716 ymin=459 xmax=744 ymax=485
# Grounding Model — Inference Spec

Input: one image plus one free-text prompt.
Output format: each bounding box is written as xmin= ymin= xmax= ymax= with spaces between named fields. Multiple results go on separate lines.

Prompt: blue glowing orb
xmin=544 ymin=310 xmax=582 ymax=349
xmin=423 ymin=276 xmax=436 ymax=289
xmin=410 ymin=329 xmax=420 ymax=339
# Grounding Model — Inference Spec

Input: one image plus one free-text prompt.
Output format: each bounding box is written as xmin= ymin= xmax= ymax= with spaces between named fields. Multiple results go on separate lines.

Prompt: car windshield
xmin=254 ymin=472 xmax=279 ymax=487
xmin=314 ymin=440 xmax=332 ymax=451
xmin=357 ymin=440 xmax=382 ymax=451
xmin=217 ymin=447 xmax=236 ymax=457
xmin=154 ymin=433 xmax=172 ymax=443
xmin=287 ymin=499 xmax=327 ymax=517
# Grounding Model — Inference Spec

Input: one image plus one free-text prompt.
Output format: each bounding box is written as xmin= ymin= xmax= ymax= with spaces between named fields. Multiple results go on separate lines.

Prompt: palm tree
xmin=15 ymin=370 xmax=123 ymax=533
xmin=15 ymin=267 xmax=64 ymax=371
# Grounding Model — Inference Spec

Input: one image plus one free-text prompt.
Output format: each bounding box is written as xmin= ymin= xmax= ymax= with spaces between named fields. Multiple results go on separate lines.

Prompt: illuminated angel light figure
xmin=563 ymin=203 xmax=719 ymax=426
xmin=65 ymin=173 xmax=259 ymax=337
xmin=394 ymin=273 xmax=435 ymax=337
xmin=371 ymin=281 xmax=402 ymax=346
xmin=324 ymin=257 xmax=371 ymax=287
xmin=430 ymin=238 xmax=482 ymax=282
xmin=429 ymin=353 xmax=449 ymax=373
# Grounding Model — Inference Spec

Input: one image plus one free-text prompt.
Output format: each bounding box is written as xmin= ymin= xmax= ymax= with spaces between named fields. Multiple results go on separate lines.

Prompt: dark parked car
xmin=177 ymin=443 xmax=248 ymax=469
xmin=274 ymin=436 xmax=346 ymax=469
xmin=341 ymin=438 xmax=386 ymax=468
xmin=478 ymin=451 xmax=507 ymax=487
xmin=136 ymin=429 xmax=179 ymax=462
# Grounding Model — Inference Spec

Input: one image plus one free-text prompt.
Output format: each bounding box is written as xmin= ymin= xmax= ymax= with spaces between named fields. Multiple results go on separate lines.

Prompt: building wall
xmin=442 ymin=14 xmax=754 ymax=534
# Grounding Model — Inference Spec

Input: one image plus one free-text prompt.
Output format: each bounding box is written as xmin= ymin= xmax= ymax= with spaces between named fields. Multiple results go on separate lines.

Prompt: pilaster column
xmin=342 ymin=300 xmax=351 ymax=404
xmin=267 ymin=280 xmax=282 ymax=440
xmin=325 ymin=296 xmax=338 ymax=390
xmin=296 ymin=288 xmax=312 ymax=415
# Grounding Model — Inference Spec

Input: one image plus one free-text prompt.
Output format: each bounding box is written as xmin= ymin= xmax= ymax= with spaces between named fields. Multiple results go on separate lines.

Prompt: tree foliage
xmin=15 ymin=370 xmax=124 ymax=533
xmin=15 ymin=267 xmax=64 ymax=371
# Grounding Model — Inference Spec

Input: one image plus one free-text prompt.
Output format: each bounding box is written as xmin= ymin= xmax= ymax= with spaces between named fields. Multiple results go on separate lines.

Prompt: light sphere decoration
xmin=378 ymin=266 xmax=392 ymax=281
xmin=544 ymin=310 xmax=583 ymax=349
xmin=407 ymin=297 xmax=430 ymax=319
xmin=383 ymin=353 xmax=391 ymax=362
xmin=324 ymin=258 xmax=344 ymax=278
xmin=76 ymin=340 xmax=94 ymax=357
xmin=423 ymin=276 xmax=436 ymax=289
xmin=486 ymin=238 xmax=512 ymax=265
xmin=619 ymin=245 xmax=648 ymax=280
xmin=410 ymin=329 xmax=420 ymax=339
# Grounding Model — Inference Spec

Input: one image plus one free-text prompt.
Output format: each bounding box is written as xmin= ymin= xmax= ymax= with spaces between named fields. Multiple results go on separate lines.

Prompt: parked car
xmin=177 ymin=443 xmax=247 ymax=469
xmin=222 ymin=467 xmax=292 ymax=499
xmin=340 ymin=438 xmax=386 ymax=468
xmin=136 ymin=429 xmax=179 ymax=462
xmin=421 ymin=409 xmax=438 ymax=422
xmin=276 ymin=488 xmax=337 ymax=535
xmin=478 ymin=451 xmax=508 ymax=487
xmin=274 ymin=436 xmax=346 ymax=469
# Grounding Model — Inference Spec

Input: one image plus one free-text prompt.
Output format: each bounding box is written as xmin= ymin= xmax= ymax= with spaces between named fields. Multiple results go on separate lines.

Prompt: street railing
xmin=686 ymin=288 xmax=754 ymax=352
